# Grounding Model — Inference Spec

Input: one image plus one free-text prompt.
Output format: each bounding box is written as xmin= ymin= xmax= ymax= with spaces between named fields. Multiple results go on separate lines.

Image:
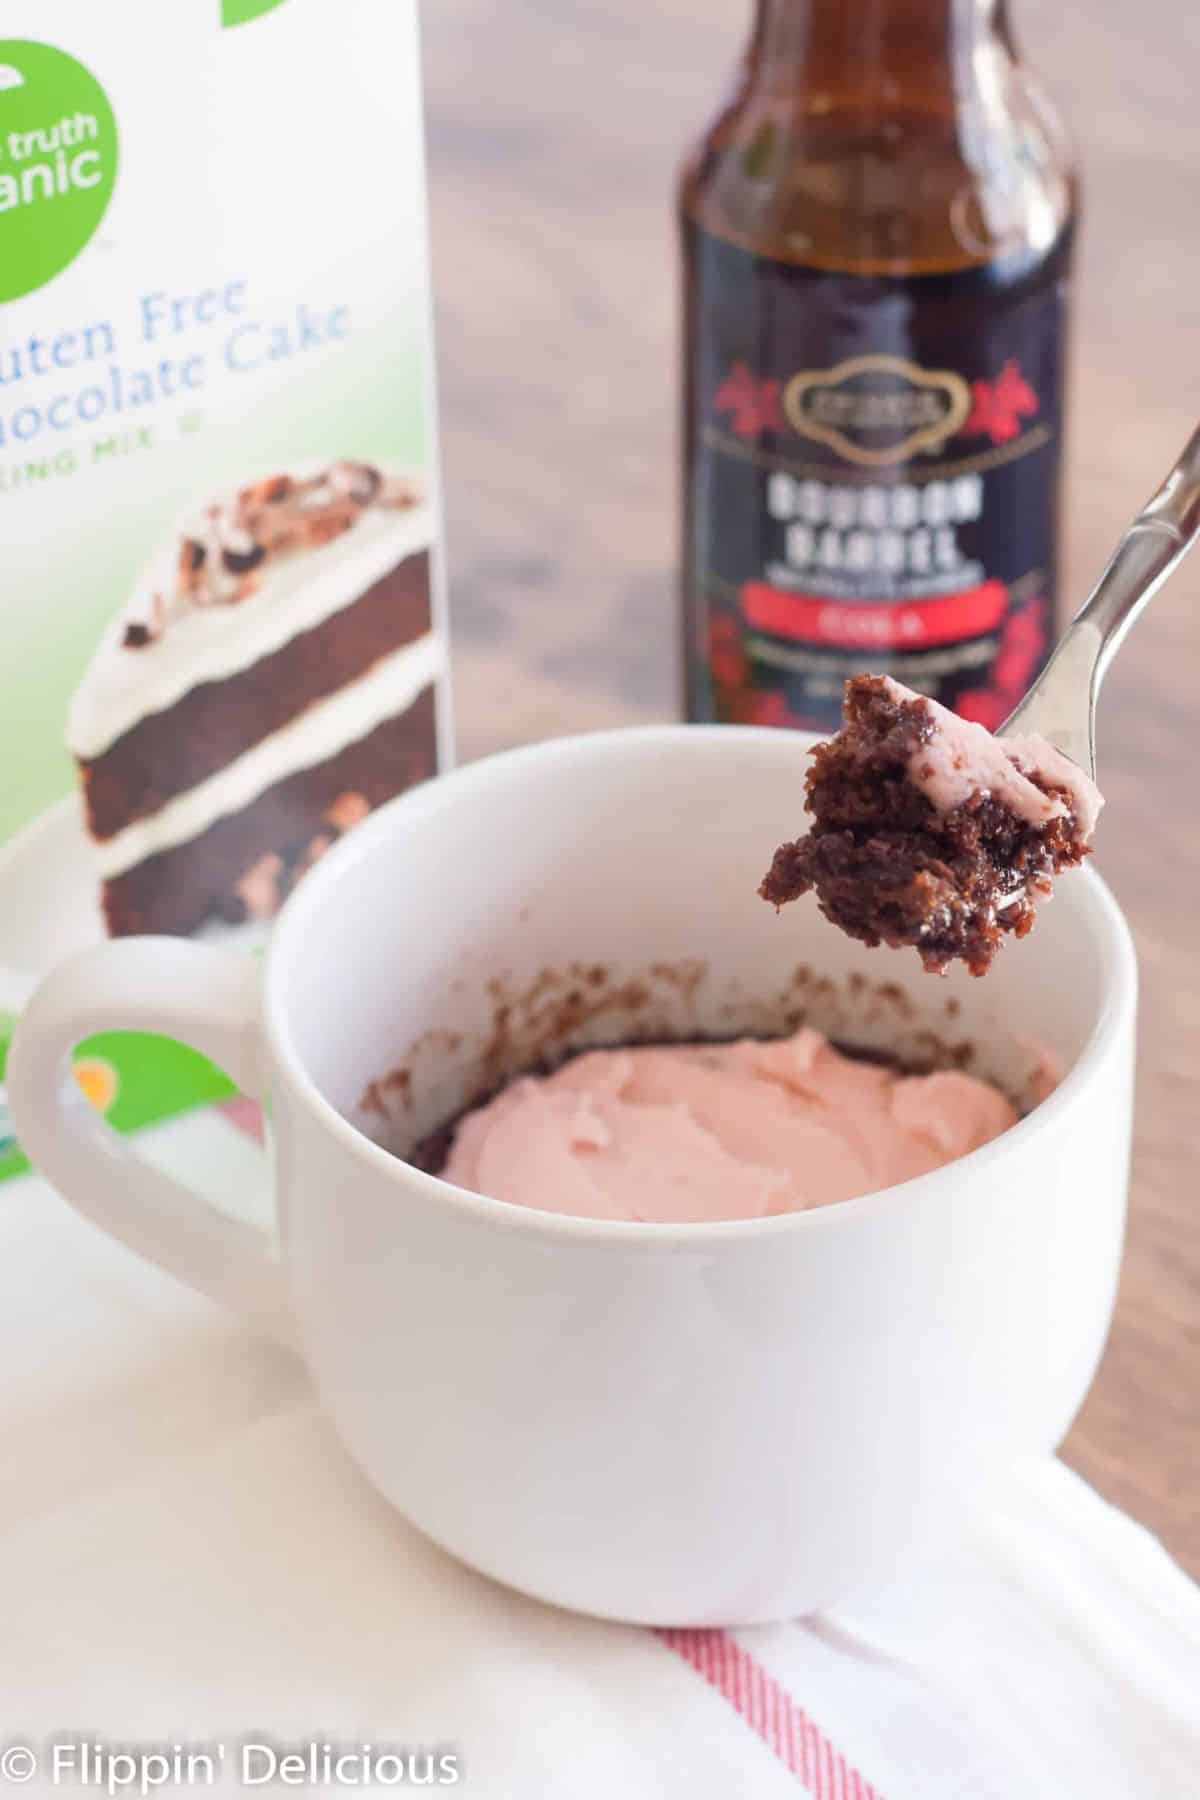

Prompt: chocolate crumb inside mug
xmin=7 ymin=727 xmax=1136 ymax=1625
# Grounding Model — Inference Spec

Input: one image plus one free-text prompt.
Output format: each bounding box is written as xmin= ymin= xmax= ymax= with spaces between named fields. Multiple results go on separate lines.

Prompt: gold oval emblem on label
xmin=783 ymin=354 xmax=970 ymax=468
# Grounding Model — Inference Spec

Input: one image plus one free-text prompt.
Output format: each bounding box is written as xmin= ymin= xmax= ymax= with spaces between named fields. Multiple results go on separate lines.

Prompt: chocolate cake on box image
xmin=68 ymin=460 xmax=444 ymax=937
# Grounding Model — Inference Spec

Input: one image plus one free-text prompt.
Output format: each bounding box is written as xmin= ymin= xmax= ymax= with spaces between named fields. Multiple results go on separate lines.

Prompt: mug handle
xmin=6 ymin=938 xmax=294 ymax=1347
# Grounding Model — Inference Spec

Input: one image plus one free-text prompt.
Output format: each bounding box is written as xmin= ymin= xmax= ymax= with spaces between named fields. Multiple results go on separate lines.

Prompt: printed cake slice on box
xmin=68 ymin=459 xmax=445 ymax=937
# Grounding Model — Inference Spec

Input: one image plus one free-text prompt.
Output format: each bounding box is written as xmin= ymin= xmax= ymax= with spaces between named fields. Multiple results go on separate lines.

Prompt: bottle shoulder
xmin=680 ymin=62 xmax=1077 ymax=278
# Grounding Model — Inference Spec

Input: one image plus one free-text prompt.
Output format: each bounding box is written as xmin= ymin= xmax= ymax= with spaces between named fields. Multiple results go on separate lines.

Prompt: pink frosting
xmin=880 ymin=677 xmax=1104 ymax=840
xmin=442 ymin=1028 xmax=1020 ymax=1223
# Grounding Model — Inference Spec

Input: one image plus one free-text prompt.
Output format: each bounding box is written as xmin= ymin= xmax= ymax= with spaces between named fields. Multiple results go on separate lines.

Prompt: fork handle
xmin=1087 ymin=420 xmax=1200 ymax=668
xmin=1001 ymin=423 xmax=1200 ymax=770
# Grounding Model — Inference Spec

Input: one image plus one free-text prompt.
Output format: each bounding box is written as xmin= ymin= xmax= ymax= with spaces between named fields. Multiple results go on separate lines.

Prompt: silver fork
xmin=1001 ymin=424 xmax=1200 ymax=777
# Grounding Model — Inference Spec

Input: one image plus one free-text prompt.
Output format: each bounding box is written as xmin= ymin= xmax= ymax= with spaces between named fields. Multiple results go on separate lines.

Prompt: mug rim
xmin=262 ymin=724 xmax=1138 ymax=1246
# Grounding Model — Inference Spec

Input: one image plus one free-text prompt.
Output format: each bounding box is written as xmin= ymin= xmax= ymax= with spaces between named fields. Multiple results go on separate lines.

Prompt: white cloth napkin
xmin=2 ymin=1108 xmax=1198 ymax=1800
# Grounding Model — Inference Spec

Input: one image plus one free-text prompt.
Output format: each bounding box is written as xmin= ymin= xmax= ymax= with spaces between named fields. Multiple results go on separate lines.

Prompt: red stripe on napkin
xmin=656 ymin=1628 xmax=883 ymax=1798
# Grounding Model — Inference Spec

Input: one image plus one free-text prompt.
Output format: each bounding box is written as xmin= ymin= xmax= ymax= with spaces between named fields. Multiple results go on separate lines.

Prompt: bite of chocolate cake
xmin=759 ymin=675 xmax=1103 ymax=975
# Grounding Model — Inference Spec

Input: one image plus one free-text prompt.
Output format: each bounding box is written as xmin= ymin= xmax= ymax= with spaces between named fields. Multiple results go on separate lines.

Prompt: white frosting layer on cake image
xmin=68 ymin=458 xmax=444 ymax=938
xmin=68 ymin=461 xmax=434 ymax=761
xmin=93 ymin=632 xmax=443 ymax=881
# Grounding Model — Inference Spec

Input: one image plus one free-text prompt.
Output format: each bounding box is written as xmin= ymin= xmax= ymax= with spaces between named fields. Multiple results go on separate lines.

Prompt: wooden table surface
xmin=423 ymin=0 xmax=1199 ymax=1573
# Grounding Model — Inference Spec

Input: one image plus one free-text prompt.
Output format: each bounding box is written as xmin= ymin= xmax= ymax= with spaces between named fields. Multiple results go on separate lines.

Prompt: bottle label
xmin=684 ymin=227 xmax=1069 ymax=733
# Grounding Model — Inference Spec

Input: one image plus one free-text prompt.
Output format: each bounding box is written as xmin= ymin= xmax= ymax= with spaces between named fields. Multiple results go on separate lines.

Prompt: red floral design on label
xmin=956 ymin=596 xmax=1048 ymax=728
xmin=964 ymin=359 xmax=1039 ymax=444
xmin=714 ymin=361 xmax=783 ymax=440
xmin=707 ymin=613 xmax=749 ymax=691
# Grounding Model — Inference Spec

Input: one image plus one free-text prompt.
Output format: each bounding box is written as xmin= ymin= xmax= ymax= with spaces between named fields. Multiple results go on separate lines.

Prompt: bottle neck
xmin=746 ymin=0 xmax=1014 ymax=98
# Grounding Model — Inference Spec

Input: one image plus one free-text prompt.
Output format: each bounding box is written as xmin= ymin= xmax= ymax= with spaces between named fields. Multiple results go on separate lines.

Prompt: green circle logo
xmin=0 ymin=40 xmax=118 ymax=302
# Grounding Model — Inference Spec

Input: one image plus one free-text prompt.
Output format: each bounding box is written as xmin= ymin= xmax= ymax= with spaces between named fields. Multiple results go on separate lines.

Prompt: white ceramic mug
xmin=7 ymin=726 xmax=1136 ymax=1625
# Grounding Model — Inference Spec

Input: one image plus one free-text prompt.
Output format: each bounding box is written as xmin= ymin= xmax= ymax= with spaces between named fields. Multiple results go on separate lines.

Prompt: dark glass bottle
xmin=680 ymin=0 xmax=1077 ymax=733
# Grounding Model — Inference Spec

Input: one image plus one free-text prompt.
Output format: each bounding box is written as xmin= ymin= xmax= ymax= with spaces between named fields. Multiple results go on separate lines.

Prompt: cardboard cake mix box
xmin=0 ymin=0 xmax=449 ymax=1178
